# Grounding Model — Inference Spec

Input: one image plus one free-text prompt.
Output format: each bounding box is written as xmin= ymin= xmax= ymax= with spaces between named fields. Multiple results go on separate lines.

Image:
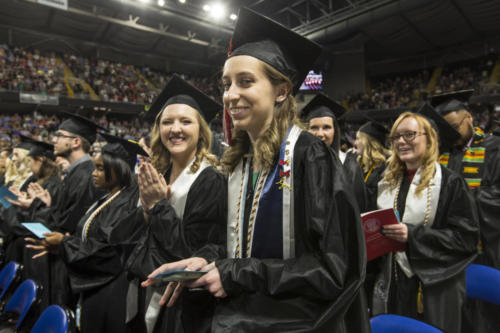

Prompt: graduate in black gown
xmin=144 ymin=8 xmax=368 ymax=332
xmin=126 ymin=75 xmax=226 ymax=333
xmin=27 ymin=135 xmax=147 ymax=333
xmin=2 ymin=140 xmax=62 ymax=264
xmin=428 ymin=91 xmax=500 ymax=332
xmin=301 ymin=93 xmax=368 ymax=212
xmin=354 ymin=121 xmax=390 ymax=212
xmin=373 ymin=112 xmax=479 ymax=332
xmin=26 ymin=113 xmax=103 ymax=308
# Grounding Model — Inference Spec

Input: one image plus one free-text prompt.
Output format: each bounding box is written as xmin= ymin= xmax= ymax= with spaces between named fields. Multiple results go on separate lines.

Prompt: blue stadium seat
xmin=0 ymin=262 xmax=20 ymax=301
xmin=370 ymin=314 xmax=443 ymax=333
xmin=0 ymin=279 xmax=38 ymax=330
xmin=466 ymin=263 xmax=500 ymax=306
xmin=30 ymin=305 xmax=69 ymax=333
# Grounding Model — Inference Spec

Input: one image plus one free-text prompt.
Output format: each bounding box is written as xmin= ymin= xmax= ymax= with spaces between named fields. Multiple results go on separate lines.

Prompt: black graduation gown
xmin=342 ymin=151 xmax=368 ymax=213
xmin=364 ymin=165 xmax=386 ymax=212
xmin=42 ymin=158 xmax=100 ymax=308
xmin=373 ymin=166 xmax=479 ymax=333
xmin=2 ymin=175 xmax=62 ymax=263
xmin=446 ymin=134 xmax=500 ymax=333
xmin=126 ymin=166 xmax=227 ymax=333
xmin=46 ymin=158 xmax=99 ymax=233
xmin=58 ymin=183 xmax=142 ymax=333
xmin=214 ymin=132 xmax=368 ymax=332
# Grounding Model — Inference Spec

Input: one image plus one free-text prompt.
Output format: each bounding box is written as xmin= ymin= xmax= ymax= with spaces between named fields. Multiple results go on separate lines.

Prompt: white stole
xmin=226 ymin=125 xmax=302 ymax=259
xmin=145 ymin=157 xmax=210 ymax=333
xmin=377 ymin=161 xmax=442 ymax=277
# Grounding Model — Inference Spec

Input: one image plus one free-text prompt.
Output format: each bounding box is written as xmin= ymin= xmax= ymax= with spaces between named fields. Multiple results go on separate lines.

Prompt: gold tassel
xmin=417 ymin=282 xmax=424 ymax=314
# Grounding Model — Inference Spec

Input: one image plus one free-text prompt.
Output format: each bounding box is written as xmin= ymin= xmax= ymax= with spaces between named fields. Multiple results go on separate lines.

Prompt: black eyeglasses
xmin=450 ymin=114 xmax=467 ymax=131
xmin=54 ymin=132 xmax=77 ymax=140
xmin=390 ymin=131 xmax=426 ymax=143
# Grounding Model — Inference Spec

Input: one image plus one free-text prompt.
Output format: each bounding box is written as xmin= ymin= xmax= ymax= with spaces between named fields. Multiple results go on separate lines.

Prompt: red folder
xmin=362 ymin=208 xmax=407 ymax=261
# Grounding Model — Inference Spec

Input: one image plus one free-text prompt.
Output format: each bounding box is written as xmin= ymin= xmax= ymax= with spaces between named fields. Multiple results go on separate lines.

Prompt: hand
xmin=141 ymin=257 xmax=208 ymax=307
xmin=25 ymin=237 xmax=49 ymax=259
xmin=383 ymin=223 xmax=408 ymax=242
xmin=28 ymin=183 xmax=52 ymax=207
xmin=188 ymin=262 xmax=227 ymax=298
xmin=43 ymin=232 xmax=65 ymax=247
xmin=138 ymin=163 xmax=170 ymax=211
xmin=5 ymin=195 xmax=34 ymax=208
xmin=8 ymin=186 xmax=21 ymax=197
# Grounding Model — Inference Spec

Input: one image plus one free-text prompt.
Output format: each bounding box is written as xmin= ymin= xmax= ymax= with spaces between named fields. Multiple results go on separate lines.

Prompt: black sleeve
xmin=127 ymin=167 xmax=227 ymax=280
xmin=407 ymin=167 xmax=479 ymax=285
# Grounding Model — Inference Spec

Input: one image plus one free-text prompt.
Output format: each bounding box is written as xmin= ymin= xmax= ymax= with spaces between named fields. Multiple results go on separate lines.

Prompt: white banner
xmin=37 ymin=0 xmax=68 ymax=11
xmin=19 ymin=92 xmax=59 ymax=106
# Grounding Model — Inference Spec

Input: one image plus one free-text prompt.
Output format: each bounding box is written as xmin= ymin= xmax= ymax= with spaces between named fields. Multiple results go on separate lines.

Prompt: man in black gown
xmin=27 ymin=112 xmax=103 ymax=309
xmin=430 ymin=91 xmax=500 ymax=332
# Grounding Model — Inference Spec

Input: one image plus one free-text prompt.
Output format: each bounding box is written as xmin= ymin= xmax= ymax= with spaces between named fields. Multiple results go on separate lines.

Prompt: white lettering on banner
xmin=37 ymin=0 xmax=68 ymax=10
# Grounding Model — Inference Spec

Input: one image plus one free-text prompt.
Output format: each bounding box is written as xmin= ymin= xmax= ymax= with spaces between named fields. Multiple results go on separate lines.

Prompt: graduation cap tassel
xmin=417 ymin=282 xmax=424 ymax=314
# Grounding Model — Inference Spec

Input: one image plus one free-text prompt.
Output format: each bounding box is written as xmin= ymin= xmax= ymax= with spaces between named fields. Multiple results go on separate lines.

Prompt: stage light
xmin=203 ymin=4 xmax=210 ymax=11
xmin=158 ymin=0 xmax=165 ymax=6
xmin=229 ymin=13 xmax=237 ymax=20
xmin=210 ymin=3 xmax=225 ymax=20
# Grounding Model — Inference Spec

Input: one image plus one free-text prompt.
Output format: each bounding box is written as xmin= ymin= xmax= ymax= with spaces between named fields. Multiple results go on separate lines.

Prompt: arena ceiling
xmin=1 ymin=0 xmax=500 ymax=73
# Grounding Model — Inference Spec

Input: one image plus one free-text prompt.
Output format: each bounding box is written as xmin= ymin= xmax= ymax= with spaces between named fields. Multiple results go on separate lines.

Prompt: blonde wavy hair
xmin=150 ymin=106 xmax=218 ymax=175
xmin=357 ymin=131 xmax=390 ymax=173
xmin=5 ymin=148 xmax=32 ymax=188
xmin=221 ymin=61 xmax=303 ymax=173
xmin=383 ymin=112 xmax=439 ymax=197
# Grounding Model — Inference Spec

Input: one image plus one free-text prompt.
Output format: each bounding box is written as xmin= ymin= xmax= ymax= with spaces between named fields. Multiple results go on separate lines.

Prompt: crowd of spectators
xmin=0 ymin=43 xmax=499 ymax=112
xmin=0 ymin=45 xmax=66 ymax=96
xmin=346 ymin=53 xmax=498 ymax=111
xmin=0 ymin=112 xmax=152 ymax=151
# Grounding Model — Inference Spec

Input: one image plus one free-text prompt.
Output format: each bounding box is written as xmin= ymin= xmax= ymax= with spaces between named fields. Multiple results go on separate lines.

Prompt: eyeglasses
xmin=54 ymin=132 xmax=77 ymax=140
xmin=390 ymin=131 xmax=426 ymax=143
xmin=450 ymin=114 xmax=467 ymax=131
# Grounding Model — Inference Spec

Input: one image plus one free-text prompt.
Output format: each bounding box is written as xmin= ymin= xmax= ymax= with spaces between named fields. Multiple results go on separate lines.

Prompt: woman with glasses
xmin=372 ymin=112 xmax=479 ymax=332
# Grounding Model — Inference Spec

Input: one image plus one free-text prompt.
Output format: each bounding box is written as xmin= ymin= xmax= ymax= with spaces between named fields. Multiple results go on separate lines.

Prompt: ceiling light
xmin=203 ymin=4 xmax=211 ymax=11
xmin=179 ymin=0 xmax=186 ymax=3
xmin=158 ymin=0 xmax=165 ymax=5
xmin=229 ymin=13 xmax=237 ymax=20
xmin=210 ymin=3 xmax=225 ymax=20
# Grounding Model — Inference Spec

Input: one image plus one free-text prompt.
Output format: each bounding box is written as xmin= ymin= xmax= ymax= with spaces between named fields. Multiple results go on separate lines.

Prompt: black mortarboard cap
xmin=359 ymin=121 xmax=388 ymax=146
xmin=58 ymin=112 xmax=104 ymax=144
xmin=15 ymin=134 xmax=37 ymax=150
xmin=430 ymin=89 xmax=474 ymax=116
xmin=300 ymin=93 xmax=346 ymax=121
xmin=28 ymin=140 xmax=55 ymax=161
xmin=145 ymin=74 xmax=221 ymax=123
xmin=228 ymin=7 xmax=322 ymax=95
xmin=417 ymin=103 xmax=461 ymax=151
xmin=100 ymin=133 xmax=149 ymax=169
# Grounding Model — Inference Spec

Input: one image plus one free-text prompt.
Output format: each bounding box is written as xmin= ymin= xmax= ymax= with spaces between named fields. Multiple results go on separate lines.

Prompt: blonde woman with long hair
xmin=143 ymin=8 xmax=368 ymax=333
xmin=4 ymin=146 xmax=32 ymax=189
xmin=355 ymin=121 xmax=390 ymax=210
xmin=373 ymin=112 xmax=479 ymax=332
xmin=126 ymin=75 xmax=227 ymax=333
